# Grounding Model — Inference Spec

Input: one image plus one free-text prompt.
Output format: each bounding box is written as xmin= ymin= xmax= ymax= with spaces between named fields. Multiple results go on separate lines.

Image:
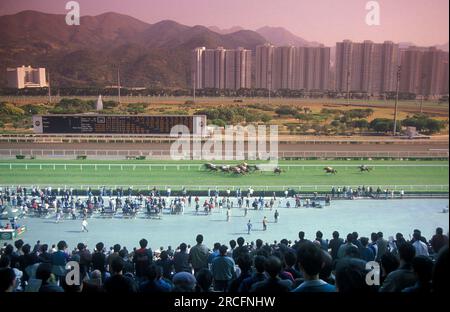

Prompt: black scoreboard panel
xmin=33 ymin=115 xmax=205 ymax=135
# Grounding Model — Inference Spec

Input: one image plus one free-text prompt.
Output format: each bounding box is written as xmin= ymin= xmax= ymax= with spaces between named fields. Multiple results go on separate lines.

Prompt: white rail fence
xmin=0 ymin=149 xmax=448 ymax=159
xmin=0 ymin=184 xmax=448 ymax=192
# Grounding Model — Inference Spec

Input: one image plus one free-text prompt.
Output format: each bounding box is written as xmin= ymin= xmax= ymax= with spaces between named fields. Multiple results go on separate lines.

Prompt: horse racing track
xmin=0 ymin=159 xmax=448 ymax=193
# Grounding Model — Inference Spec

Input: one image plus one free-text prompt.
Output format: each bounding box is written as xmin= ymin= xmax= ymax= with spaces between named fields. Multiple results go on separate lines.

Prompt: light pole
xmin=346 ymin=69 xmax=351 ymax=106
xmin=393 ymin=66 xmax=401 ymax=136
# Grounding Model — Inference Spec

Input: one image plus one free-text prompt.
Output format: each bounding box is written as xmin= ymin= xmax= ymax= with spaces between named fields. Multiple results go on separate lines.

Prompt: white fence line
xmin=0 ymin=184 xmax=448 ymax=192
xmin=0 ymin=149 xmax=448 ymax=159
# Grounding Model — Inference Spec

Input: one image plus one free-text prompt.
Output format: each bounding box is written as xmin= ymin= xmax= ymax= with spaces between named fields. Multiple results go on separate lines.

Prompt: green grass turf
xmin=0 ymin=159 xmax=448 ymax=191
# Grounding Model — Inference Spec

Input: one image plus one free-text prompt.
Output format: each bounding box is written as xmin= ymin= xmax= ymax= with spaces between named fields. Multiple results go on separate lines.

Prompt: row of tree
xmin=1 ymin=87 xmax=448 ymax=101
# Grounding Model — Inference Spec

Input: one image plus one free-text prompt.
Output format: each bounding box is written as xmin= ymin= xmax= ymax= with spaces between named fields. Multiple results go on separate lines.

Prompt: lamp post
xmin=393 ymin=66 xmax=401 ymax=136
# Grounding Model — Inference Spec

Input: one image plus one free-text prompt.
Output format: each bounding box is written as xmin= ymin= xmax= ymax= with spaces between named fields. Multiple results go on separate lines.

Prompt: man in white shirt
xmin=412 ymin=232 xmax=429 ymax=256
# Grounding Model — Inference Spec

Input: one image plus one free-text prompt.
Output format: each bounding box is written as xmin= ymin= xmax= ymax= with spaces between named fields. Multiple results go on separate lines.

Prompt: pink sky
xmin=0 ymin=0 xmax=448 ymax=46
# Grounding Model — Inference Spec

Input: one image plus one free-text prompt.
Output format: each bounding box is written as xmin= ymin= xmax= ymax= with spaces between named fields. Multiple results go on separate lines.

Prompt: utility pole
xmin=47 ymin=70 xmax=52 ymax=103
xmin=346 ymin=69 xmax=350 ymax=106
xmin=393 ymin=66 xmax=401 ymax=136
xmin=193 ymin=74 xmax=196 ymax=102
xmin=117 ymin=65 xmax=121 ymax=104
xmin=420 ymin=74 xmax=425 ymax=114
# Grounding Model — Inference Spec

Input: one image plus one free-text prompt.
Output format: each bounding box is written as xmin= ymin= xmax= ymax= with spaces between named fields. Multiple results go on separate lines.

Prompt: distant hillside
xmin=255 ymin=26 xmax=322 ymax=47
xmin=0 ymin=11 xmax=266 ymax=88
xmin=208 ymin=26 xmax=245 ymax=34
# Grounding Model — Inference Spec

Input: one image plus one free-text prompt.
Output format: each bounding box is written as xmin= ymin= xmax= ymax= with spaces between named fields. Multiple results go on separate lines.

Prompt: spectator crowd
xmin=0 ymin=227 xmax=448 ymax=293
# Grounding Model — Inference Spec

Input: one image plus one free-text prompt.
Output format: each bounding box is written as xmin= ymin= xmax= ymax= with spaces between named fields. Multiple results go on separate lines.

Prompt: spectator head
xmin=229 ymin=240 xmax=236 ymax=250
xmin=213 ymin=243 xmax=221 ymax=251
xmin=0 ymin=256 xmax=11 ymax=269
xmin=256 ymin=239 xmax=263 ymax=249
xmin=113 ymin=244 xmax=121 ymax=253
xmin=265 ymin=256 xmax=282 ymax=278
xmin=160 ymin=250 xmax=168 ymax=260
xmin=346 ymin=233 xmax=354 ymax=243
xmin=298 ymin=231 xmax=305 ymax=240
xmin=0 ymin=268 xmax=16 ymax=292
xmin=332 ymin=231 xmax=340 ymax=239
xmin=377 ymin=232 xmax=383 ymax=239
xmin=395 ymin=233 xmax=405 ymax=244
xmin=196 ymin=235 xmax=204 ymax=244
xmin=139 ymin=239 xmax=148 ymax=249
xmin=219 ymin=245 xmax=228 ymax=256
xmin=254 ymin=256 xmax=266 ymax=274
xmin=360 ymin=237 xmax=369 ymax=247
xmin=173 ymin=272 xmax=196 ymax=292
xmin=297 ymin=242 xmax=324 ymax=278
xmin=145 ymin=264 xmax=160 ymax=281
xmin=371 ymin=233 xmax=378 ymax=243
xmin=352 ymin=232 xmax=359 ymax=240
xmin=335 ymin=259 xmax=371 ymax=293
xmin=179 ymin=243 xmax=187 ymax=252
xmin=14 ymin=239 xmax=24 ymax=251
xmin=398 ymin=243 xmax=416 ymax=264
xmin=320 ymin=250 xmax=333 ymax=281
xmin=119 ymin=249 xmax=128 ymax=259
xmin=433 ymin=246 xmax=449 ymax=293
xmin=110 ymin=257 xmax=124 ymax=274
xmin=237 ymin=253 xmax=252 ymax=272
xmin=436 ymin=227 xmax=444 ymax=235
xmin=57 ymin=240 xmax=67 ymax=251
xmin=4 ymin=245 xmax=13 ymax=256
xmin=316 ymin=231 xmax=323 ymax=239
xmin=412 ymin=256 xmax=433 ymax=284
xmin=77 ymin=243 xmax=85 ymax=251
xmin=284 ymin=250 xmax=297 ymax=268
xmin=22 ymin=244 xmax=31 ymax=255
xmin=95 ymin=242 xmax=104 ymax=252
xmin=344 ymin=245 xmax=360 ymax=258
xmin=237 ymin=237 xmax=245 ymax=247
xmin=36 ymin=263 xmax=52 ymax=282
xmin=195 ymin=269 xmax=213 ymax=292
xmin=380 ymin=253 xmax=400 ymax=277
xmin=413 ymin=232 xmax=421 ymax=241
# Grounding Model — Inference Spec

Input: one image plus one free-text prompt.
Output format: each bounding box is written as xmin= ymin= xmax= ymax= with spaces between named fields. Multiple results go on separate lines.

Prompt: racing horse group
xmin=204 ymin=163 xmax=283 ymax=175
xmin=323 ymin=165 xmax=373 ymax=174
xmin=205 ymin=163 xmax=372 ymax=175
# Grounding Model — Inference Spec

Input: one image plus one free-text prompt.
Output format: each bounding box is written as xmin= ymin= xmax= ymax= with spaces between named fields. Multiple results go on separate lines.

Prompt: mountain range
xmin=0 ymin=10 xmax=448 ymax=89
xmin=0 ymin=11 xmax=266 ymax=88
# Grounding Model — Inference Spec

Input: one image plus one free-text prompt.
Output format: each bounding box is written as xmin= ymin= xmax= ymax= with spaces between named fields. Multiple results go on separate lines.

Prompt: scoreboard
xmin=32 ymin=115 xmax=207 ymax=135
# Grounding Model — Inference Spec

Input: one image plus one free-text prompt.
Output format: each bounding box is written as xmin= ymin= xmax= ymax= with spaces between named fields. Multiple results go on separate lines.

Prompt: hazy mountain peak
xmin=255 ymin=26 xmax=322 ymax=47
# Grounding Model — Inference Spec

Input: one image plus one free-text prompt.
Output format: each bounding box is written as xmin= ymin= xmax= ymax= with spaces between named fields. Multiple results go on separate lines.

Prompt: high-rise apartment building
xmin=255 ymin=44 xmax=330 ymax=91
xmin=335 ymin=40 xmax=399 ymax=94
xmin=400 ymin=46 xmax=449 ymax=96
xmin=6 ymin=65 xmax=48 ymax=89
xmin=192 ymin=47 xmax=252 ymax=90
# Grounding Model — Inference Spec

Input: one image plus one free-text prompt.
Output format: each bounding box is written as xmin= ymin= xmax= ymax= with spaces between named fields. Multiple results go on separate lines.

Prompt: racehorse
xmin=324 ymin=167 xmax=337 ymax=174
xmin=274 ymin=167 xmax=283 ymax=175
xmin=219 ymin=165 xmax=231 ymax=173
xmin=359 ymin=165 xmax=372 ymax=172
xmin=204 ymin=163 xmax=218 ymax=171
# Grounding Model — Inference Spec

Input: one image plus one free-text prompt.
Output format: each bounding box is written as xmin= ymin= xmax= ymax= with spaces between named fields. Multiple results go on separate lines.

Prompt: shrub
xmin=0 ymin=102 xmax=25 ymax=116
xmin=351 ymin=119 xmax=370 ymax=129
xmin=275 ymin=105 xmax=298 ymax=116
xmin=402 ymin=115 xmax=445 ymax=134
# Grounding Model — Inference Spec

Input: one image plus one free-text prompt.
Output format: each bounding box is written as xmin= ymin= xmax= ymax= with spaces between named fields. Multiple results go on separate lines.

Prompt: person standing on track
xmin=226 ymin=208 xmax=232 ymax=222
xmin=274 ymin=210 xmax=279 ymax=223
xmin=81 ymin=218 xmax=89 ymax=232
xmin=247 ymin=220 xmax=252 ymax=235
xmin=263 ymin=217 xmax=268 ymax=231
